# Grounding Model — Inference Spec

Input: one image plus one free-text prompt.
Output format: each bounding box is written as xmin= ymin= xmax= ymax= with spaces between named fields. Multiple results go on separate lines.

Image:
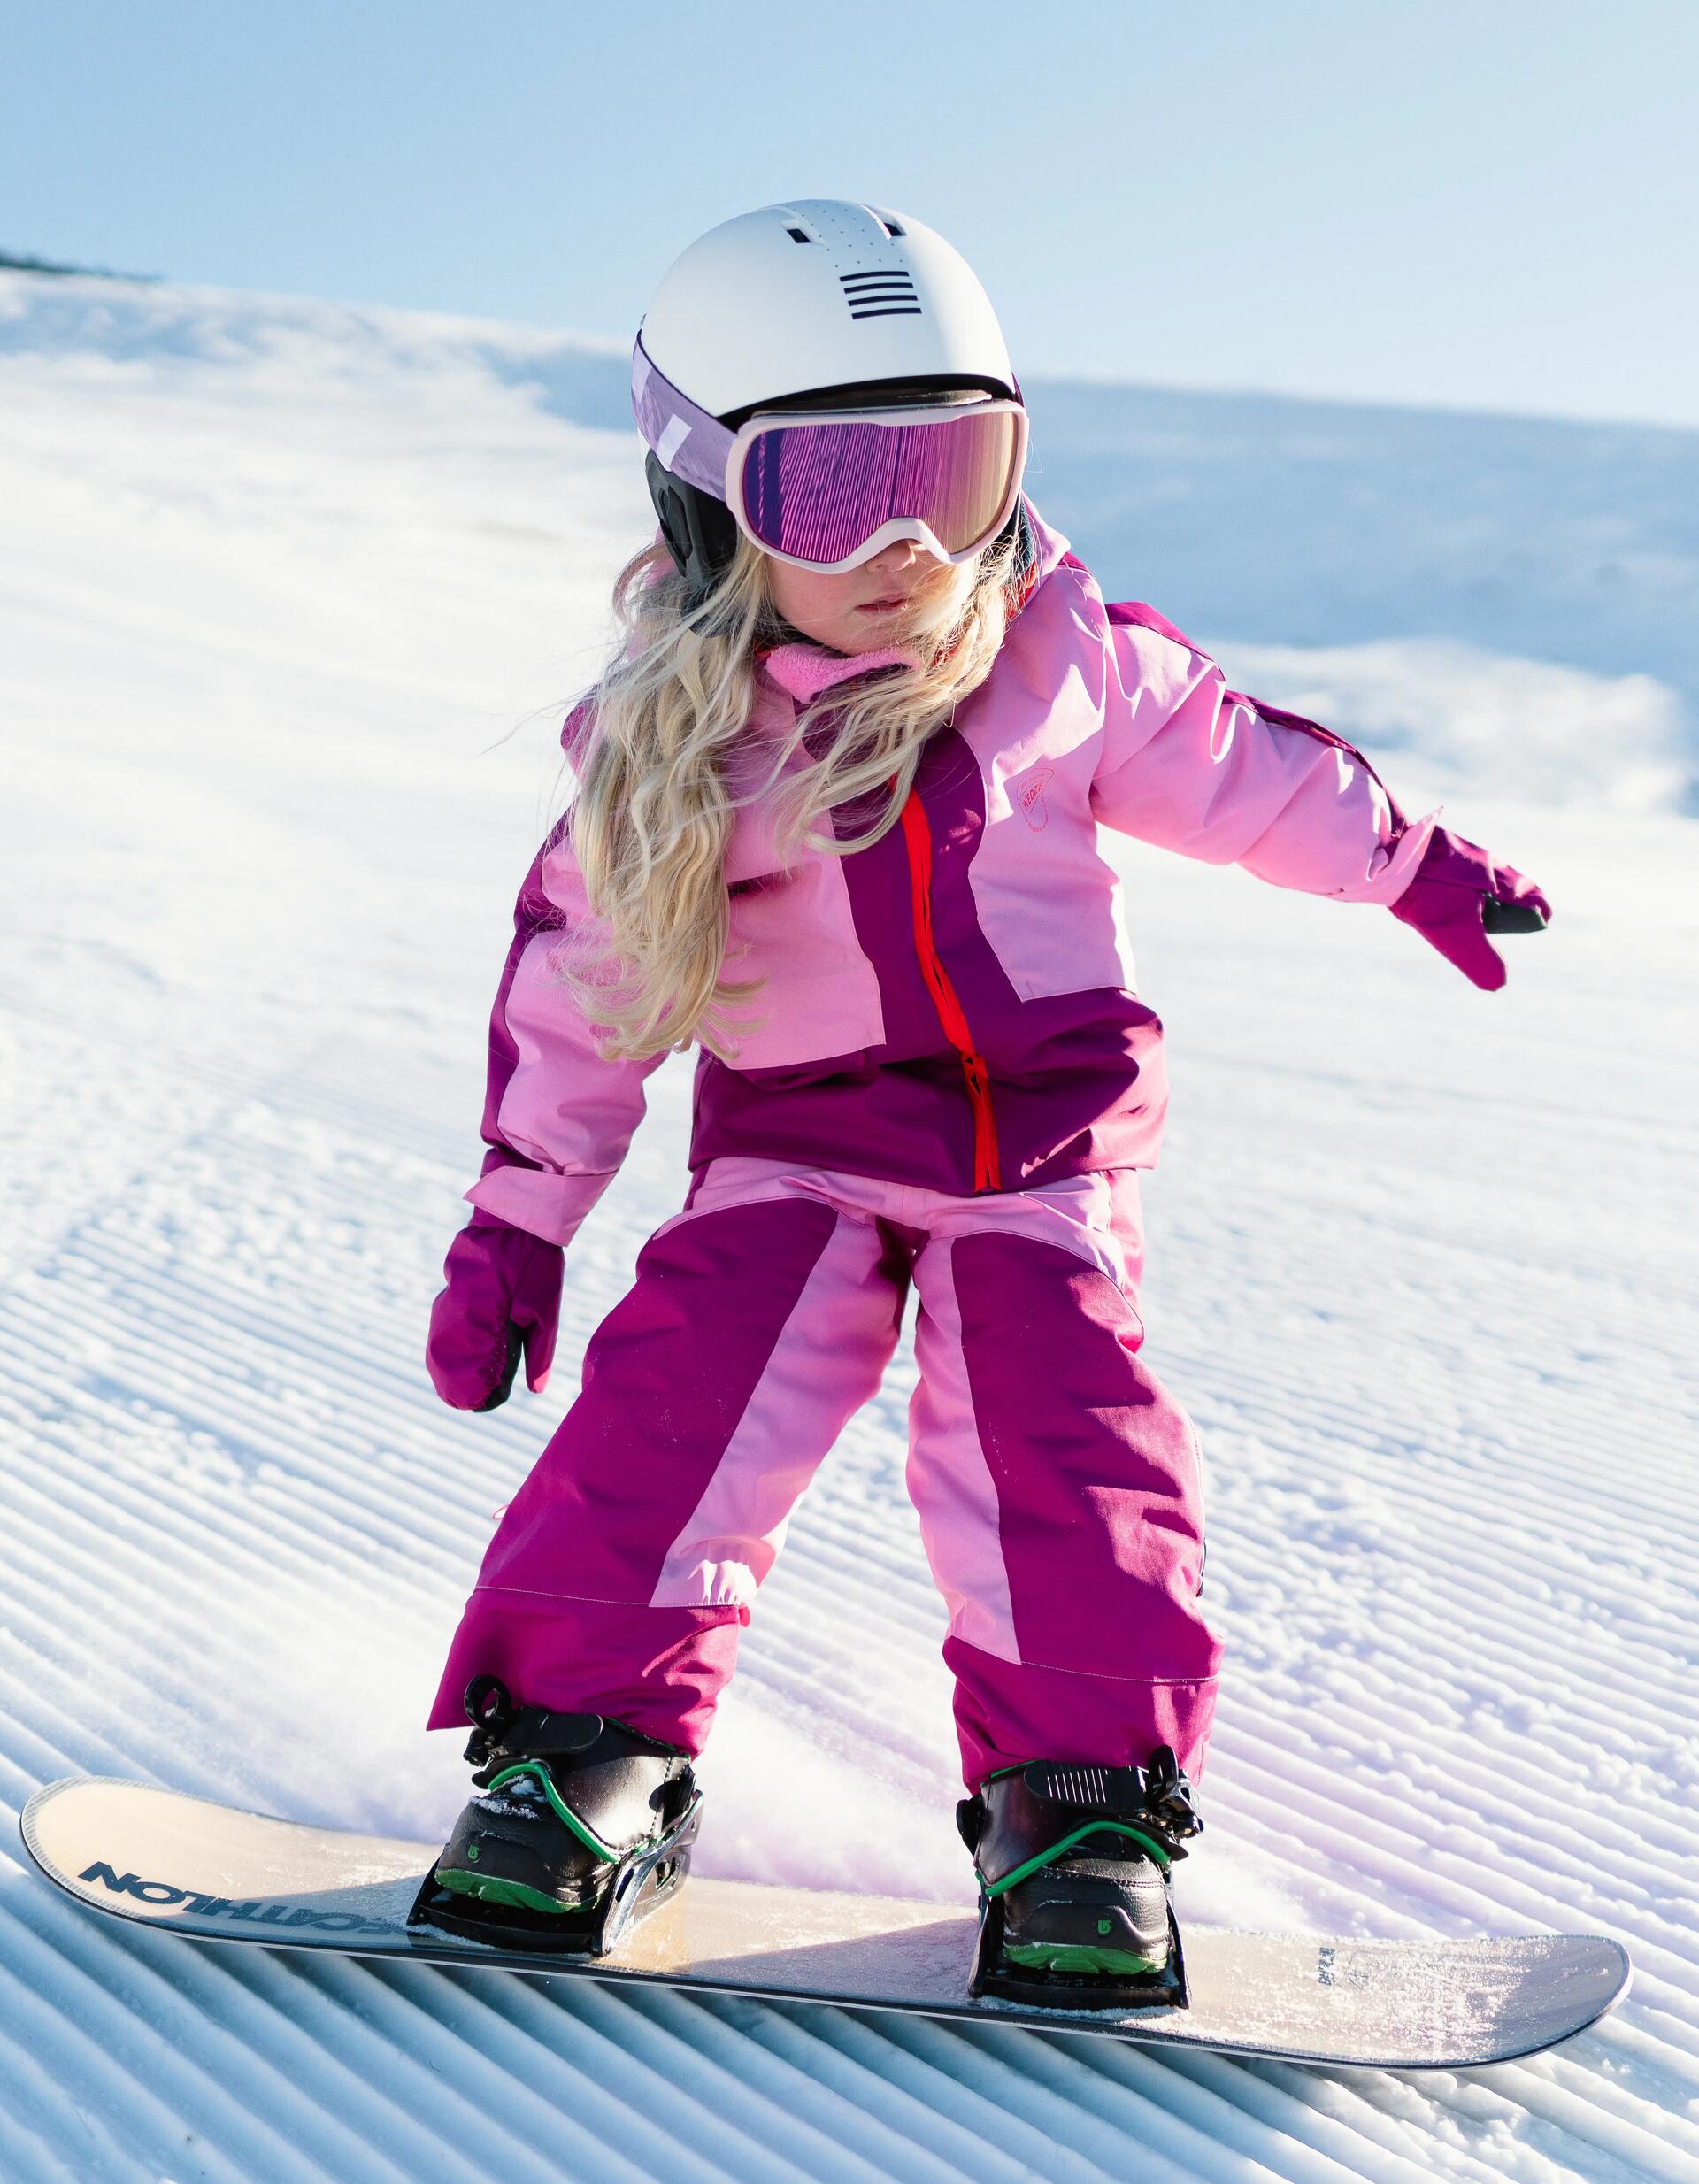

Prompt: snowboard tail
xmin=20 ymin=1777 xmax=1631 ymax=2069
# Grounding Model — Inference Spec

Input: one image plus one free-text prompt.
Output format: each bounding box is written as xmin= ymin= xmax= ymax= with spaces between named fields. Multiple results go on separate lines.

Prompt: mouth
xmin=856 ymin=594 xmax=910 ymax=613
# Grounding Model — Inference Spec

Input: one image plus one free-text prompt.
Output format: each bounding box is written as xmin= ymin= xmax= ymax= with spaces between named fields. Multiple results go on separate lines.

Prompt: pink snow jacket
xmin=464 ymin=508 xmax=1436 ymax=1247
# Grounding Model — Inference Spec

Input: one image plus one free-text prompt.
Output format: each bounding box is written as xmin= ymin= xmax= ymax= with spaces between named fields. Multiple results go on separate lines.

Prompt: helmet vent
xmin=840 ymin=271 xmax=921 ymax=321
xmin=785 ymin=226 xmax=812 ymax=244
xmin=880 ymin=217 xmax=906 ymax=237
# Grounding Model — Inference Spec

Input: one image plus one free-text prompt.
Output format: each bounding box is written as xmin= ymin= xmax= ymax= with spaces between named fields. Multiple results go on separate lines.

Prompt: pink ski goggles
xmin=633 ymin=336 xmax=1028 ymax=573
xmin=727 ymin=401 xmax=1027 ymax=572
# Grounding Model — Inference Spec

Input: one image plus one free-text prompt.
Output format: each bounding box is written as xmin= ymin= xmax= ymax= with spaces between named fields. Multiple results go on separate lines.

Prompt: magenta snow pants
xmin=429 ymin=1157 xmax=1220 ymax=1788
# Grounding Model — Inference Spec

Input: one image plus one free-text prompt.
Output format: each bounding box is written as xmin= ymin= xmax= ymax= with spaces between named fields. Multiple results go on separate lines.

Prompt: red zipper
xmin=897 ymin=789 xmax=1002 ymax=1191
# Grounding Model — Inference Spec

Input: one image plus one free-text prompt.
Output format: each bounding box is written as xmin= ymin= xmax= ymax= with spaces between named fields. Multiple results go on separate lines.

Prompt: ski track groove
xmin=3 ymin=284 xmax=1694 ymax=2180
xmin=966 ymin=2024 xmax=1318 ymax=2184
xmin=614 ymin=1987 xmax=984 ymax=2184
xmin=1209 ymin=1715 xmax=1688 ymax=1926
xmin=0 ymin=1957 xmax=182 ymax=2184
xmin=0 ymin=1849 xmax=388 ymax=2184
xmin=798 ymin=2003 xmax=1140 ymax=2184
xmin=273 ymin=1957 xmax=739 ymax=2184
xmin=1470 ymin=2056 xmax=1699 ymax=2182
xmin=1157 ymin=2049 xmax=1467 ymax=2184
xmin=419 ymin=1969 xmax=860 ymax=2184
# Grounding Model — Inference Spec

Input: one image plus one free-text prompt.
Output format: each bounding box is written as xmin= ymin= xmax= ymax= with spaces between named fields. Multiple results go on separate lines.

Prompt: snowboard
xmin=21 ymin=1777 xmax=1630 ymax=2070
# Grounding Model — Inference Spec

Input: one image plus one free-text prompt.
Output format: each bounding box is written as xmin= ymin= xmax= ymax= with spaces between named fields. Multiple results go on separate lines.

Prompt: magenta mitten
xmin=427 ymin=1216 xmax=564 ymax=1411
xmin=1389 ymin=826 xmax=1550 ymax=991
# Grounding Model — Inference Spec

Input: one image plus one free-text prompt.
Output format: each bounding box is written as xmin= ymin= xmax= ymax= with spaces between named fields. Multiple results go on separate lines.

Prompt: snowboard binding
xmin=410 ymin=1676 xmax=702 ymax=1957
xmin=960 ymin=1746 xmax=1201 ymax=2011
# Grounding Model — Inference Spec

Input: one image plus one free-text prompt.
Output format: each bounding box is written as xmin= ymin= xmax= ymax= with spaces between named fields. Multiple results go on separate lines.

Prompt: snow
xmin=2 ymin=269 xmax=1696 ymax=2180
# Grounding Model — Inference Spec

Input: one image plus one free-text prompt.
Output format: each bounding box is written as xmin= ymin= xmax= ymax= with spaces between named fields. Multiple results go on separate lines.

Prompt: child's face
xmin=765 ymin=540 xmax=967 ymax=656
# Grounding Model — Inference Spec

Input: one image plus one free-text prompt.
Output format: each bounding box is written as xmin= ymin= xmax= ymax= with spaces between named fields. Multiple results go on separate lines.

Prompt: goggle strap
xmin=631 ymin=337 xmax=735 ymax=501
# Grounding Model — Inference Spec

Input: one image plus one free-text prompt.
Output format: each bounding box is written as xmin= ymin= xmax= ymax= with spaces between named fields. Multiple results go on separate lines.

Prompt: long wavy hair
xmin=558 ymin=520 xmax=1024 ymax=1063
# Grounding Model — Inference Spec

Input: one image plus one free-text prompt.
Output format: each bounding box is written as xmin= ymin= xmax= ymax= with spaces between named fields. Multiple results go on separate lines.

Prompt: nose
xmin=866 ymin=538 xmax=921 ymax=574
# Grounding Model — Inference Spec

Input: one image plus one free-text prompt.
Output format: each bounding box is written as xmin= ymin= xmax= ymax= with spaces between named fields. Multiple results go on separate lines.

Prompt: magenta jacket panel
xmin=465 ymin=508 xmax=1436 ymax=1237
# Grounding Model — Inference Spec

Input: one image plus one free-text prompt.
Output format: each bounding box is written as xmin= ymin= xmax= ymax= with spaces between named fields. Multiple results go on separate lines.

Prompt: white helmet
xmin=640 ymin=198 xmax=1019 ymax=421
xmin=634 ymin=199 xmax=1022 ymax=600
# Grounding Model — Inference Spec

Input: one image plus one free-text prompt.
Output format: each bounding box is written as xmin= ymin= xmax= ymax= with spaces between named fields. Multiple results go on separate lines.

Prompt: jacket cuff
xmin=464 ymin=1165 xmax=617 ymax=1246
xmin=1334 ymin=807 xmax=1442 ymax=905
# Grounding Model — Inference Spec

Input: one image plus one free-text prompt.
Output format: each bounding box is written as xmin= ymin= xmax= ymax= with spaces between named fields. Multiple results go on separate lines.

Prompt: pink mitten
xmin=1390 ymin=827 xmax=1550 ymax=990
xmin=427 ymin=1215 xmax=563 ymax=1411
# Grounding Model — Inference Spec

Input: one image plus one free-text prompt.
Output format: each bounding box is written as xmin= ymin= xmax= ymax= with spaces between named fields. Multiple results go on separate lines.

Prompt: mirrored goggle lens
xmin=738 ymin=408 xmax=1022 ymax=565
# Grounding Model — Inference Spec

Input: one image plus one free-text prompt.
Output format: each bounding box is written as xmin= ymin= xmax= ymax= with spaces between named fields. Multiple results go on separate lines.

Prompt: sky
xmin=5 ymin=1 xmax=1697 ymax=428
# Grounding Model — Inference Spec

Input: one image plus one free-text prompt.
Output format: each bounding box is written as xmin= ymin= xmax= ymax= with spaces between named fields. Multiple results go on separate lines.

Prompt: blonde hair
xmin=561 ymin=523 xmax=1023 ymax=1062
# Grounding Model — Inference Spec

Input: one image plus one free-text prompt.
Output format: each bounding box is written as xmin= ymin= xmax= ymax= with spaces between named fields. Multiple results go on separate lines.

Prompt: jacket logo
xmin=1014 ymin=764 xmax=1053 ymax=831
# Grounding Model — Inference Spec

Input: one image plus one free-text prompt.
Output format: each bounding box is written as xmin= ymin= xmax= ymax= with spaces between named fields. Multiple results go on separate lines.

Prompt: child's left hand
xmin=1389 ymin=827 xmax=1551 ymax=990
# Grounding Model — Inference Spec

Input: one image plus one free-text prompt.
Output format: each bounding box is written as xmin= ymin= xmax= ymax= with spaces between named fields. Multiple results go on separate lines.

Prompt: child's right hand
xmin=426 ymin=1215 xmax=564 ymax=1411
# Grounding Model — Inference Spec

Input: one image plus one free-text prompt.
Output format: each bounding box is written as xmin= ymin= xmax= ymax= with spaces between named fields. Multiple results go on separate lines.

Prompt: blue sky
xmin=7 ymin=1 xmax=1695 ymax=427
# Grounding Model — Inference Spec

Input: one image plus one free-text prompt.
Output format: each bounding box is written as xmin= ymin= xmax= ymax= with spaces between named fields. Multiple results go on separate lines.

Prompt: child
xmin=416 ymin=200 xmax=1548 ymax=2004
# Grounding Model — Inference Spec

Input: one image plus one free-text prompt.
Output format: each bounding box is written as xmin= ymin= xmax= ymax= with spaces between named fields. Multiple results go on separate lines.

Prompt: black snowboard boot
xmin=958 ymin=1746 xmax=1202 ymax=2009
xmin=411 ymin=1676 xmax=701 ymax=1954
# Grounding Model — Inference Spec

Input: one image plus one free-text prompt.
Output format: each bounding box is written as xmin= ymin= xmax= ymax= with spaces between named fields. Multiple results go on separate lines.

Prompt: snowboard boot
xmin=959 ymin=1745 xmax=1202 ymax=2010
xmin=410 ymin=1675 xmax=702 ymax=1955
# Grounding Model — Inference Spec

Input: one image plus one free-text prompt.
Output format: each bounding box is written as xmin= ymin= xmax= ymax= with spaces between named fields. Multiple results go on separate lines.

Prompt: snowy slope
xmin=1 ymin=272 xmax=1695 ymax=2181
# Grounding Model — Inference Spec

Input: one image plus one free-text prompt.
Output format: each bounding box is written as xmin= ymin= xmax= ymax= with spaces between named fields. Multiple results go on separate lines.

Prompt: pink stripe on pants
xmin=430 ymin=1157 xmax=1219 ymax=1787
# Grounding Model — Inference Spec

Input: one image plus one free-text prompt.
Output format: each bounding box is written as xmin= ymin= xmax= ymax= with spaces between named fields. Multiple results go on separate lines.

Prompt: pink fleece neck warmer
xmin=761 ymin=642 xmax=914 ymax=704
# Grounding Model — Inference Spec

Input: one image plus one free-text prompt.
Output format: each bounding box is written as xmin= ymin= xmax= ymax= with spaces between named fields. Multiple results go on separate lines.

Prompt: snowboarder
xmin=417 ymin=199 xmax=1549 ymax=2005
